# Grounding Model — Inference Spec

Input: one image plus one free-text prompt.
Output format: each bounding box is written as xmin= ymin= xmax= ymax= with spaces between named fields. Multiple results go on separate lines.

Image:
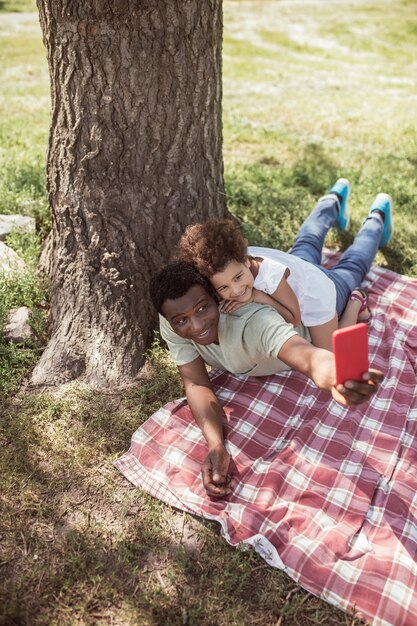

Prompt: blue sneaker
xmin=330 ymin=178 xmax=351 ymax=231
xmin=367 ymin=193 xmax=393 ymax=247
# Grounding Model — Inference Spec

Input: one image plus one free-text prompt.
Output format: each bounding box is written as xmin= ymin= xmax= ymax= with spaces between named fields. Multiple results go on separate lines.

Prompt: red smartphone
xmin=332 ymin=323 xmax=369 ymax=385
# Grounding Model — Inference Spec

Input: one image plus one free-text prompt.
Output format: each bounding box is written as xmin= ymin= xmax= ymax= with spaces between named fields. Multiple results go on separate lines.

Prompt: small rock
xmin=0 ymin=241 xmax=26 ymax=274
xmin=0 ymin=214 xmax=36 ymax=241
xmin=3 ymin=306 xmax=36 ymax=344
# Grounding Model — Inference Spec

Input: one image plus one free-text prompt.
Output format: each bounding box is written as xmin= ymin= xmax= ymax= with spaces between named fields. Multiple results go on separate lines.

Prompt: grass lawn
xmin=1 ymin=0 xmax=417 ymax=624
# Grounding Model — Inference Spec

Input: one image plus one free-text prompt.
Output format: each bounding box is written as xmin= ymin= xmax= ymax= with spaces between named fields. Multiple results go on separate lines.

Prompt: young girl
xmin=175 ymin=218 xmax=371 ymax=353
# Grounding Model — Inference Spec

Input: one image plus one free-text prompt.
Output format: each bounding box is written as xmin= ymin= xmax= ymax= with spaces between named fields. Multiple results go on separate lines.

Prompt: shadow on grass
xmin=0 ymin=364 xmax=366 ymax=626
xmin=225 ymin=141 xmax=416 ymax=277
xmin=225 ymin=142 xmax=352 ymax=252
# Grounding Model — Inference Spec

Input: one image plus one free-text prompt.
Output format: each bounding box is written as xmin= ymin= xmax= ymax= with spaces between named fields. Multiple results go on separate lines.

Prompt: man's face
xmin=161 ymin=284 xmax=220 ymax=345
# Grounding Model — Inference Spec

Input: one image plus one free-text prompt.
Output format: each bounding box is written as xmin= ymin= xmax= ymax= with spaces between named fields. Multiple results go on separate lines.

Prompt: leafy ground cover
xmin=1 ymin=0 xmax=417 ymax=624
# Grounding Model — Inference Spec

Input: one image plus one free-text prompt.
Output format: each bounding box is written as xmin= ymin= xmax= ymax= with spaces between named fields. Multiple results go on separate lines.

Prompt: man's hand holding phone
xmin=333 ymin=323 xmax=369 ymax=385
xmin=332 ymin=323 xmax=383 ymax=406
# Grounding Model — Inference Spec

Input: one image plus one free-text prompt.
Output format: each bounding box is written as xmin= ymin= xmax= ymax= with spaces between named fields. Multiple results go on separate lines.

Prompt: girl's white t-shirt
xmin=248 ymin=246 xmax=336 ymax=326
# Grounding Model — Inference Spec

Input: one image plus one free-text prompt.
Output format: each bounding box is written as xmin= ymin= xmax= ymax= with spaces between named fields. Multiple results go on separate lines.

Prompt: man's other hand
xmin=201 ymin=444 xmax=232 ymax=498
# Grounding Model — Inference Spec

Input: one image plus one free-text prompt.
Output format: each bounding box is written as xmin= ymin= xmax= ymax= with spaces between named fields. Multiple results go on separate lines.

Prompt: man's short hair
xmin=149 ymin=261 xmax=213 ymax=315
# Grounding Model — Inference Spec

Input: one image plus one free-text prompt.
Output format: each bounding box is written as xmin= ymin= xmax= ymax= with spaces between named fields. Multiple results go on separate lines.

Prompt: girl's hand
xmin=252 ymin=287 xmax=301 ymax=325
xmin=219 ymin=299 xmax=250 ymax=314
xmin=251 ymin=288 xmax=270 ymax=304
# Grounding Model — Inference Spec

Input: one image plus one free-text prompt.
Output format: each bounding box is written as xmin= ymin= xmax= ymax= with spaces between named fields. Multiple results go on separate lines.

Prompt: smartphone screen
xmin=332 ymin=323 xmax=369 ymax=385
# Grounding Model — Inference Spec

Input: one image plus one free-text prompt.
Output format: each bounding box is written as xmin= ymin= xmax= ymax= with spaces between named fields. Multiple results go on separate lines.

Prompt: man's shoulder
xmin=226 ymin=302 xmax=291 ymax=334
xmin=230 ymin=302 xmax=286 ymax=323
xmin=228 ymin=302 xmax=309 ymax=342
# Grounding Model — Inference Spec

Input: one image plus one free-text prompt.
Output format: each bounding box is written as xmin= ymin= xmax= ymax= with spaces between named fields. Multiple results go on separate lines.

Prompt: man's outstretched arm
xmin=178 ymin=357 xmax=231 ymax=497
xmin=277 ymin=335 xmax=383 ymax=406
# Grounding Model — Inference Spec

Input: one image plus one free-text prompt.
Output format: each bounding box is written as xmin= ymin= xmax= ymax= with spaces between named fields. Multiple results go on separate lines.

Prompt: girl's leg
xmin=325 ymin=214 xmax=383 ymax=316
xmin=339 ymin=289 xmax=371 ymax=328
xmin=289 ymin=194 xmax=340 ymax=265
xmin=308 ymin=313 xmax=338 ymax=352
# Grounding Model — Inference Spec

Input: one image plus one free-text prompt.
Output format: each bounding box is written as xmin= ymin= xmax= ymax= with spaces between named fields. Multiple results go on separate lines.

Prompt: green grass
xmin=0 ymin=0 xmax=36 ymax=12
xmin=2 ymin=0 xmax=417 ymax=623
xmin=222 ymin=0 xmax=417 ymax=276
xmin=0 ymin=9 xmax=50 ymax=229
xmin=0 ymin=7 xmax=49 ymax=394
xmin=0 ymin=229 xmax=48 ymax=395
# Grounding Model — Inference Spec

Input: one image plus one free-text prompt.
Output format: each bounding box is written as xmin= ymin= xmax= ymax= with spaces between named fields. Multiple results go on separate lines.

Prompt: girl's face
xmin=210 ymin=259 xmax=254 ymax=303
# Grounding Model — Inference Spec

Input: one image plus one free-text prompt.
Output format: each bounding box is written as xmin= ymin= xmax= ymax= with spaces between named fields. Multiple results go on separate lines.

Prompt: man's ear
xmin=245 ymin=258 xmax=251 ymax=268
xmin=159 ymin=302 xmax=168 ymax=318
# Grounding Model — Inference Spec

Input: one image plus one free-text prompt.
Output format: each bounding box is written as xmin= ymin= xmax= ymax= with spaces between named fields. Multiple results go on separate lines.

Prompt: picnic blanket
xmin=114 ymin=254 xmax=417 ymax=626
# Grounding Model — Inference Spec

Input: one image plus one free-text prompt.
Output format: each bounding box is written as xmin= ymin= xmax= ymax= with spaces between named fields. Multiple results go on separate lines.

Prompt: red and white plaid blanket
xmin=115 ymin=256 xmax=417 ymax=626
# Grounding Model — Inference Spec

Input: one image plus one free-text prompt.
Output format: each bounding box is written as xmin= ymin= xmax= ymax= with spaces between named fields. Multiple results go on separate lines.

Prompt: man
xmin=149 ymin=183 xmax=391 ymax=498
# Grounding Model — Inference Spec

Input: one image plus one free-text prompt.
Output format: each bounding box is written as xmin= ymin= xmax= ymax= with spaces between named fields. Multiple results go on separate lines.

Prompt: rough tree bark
xmin=32 ymin=0 xmax=226 ymax=388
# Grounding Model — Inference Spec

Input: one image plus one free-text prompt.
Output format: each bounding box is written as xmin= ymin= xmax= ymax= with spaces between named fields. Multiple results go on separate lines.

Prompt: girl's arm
xmin=252 ymin=269 xmax=302 ymax=326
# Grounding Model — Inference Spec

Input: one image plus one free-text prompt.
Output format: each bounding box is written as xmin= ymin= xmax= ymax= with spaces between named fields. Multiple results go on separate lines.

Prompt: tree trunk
xmin=32 ymin=0 xmax=226 ymax=388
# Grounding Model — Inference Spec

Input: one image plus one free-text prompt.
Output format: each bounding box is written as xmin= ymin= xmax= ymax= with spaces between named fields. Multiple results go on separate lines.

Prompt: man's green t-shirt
xmin=159 ymin=302 xmax=311 ymax=377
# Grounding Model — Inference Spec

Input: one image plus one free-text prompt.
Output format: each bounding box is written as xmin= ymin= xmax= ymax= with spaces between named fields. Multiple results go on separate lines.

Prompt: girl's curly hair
xmin=175 ymin=219 xmax=248 ymax=277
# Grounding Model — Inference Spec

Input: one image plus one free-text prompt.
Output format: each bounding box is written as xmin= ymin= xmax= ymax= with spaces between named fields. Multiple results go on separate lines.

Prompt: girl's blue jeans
xmin=289 ymin=194 xmax=383 ymax=317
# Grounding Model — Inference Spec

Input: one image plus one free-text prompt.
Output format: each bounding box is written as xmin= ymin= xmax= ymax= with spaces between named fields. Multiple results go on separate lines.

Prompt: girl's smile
xmin=210 ymin=260 xmax=255 ymax=303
